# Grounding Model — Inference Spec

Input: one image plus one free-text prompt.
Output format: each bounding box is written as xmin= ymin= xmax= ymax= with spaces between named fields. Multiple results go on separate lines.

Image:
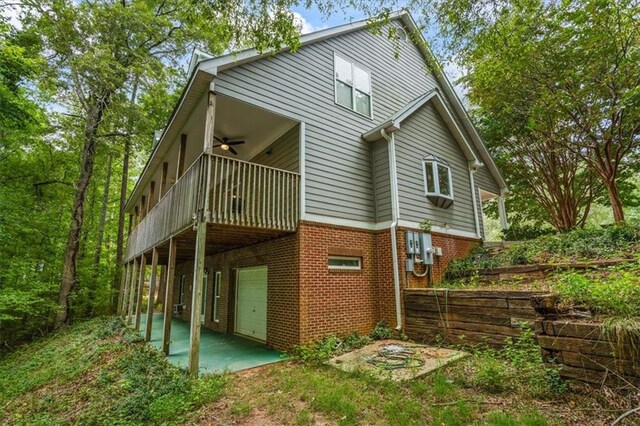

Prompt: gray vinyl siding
xmin=371 ymin=139 xmax=392 ymax=222
xmin=394 ymin=102 xmax=477 ymax=234
xmin=214 ymin=21 xmax=438 ymax=222
xmin=435 ymin=92 xmax=502 ymax=196
xmin=474 ymin=165 xmax=501 ymax=195
xmin=250 ymin=125 xmax=299 ymax=172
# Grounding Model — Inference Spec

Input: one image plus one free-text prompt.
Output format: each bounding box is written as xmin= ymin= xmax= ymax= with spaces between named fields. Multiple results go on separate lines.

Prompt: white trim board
xmin=301 ymin=214 xmax=480 ymax=240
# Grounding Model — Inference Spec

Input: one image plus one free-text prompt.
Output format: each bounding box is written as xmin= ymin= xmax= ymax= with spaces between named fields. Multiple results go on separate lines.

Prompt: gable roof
xmin=362 ymin=89 xmax=481 ymax=166
xmin=128 ymin=9 xmax=507 ymax=212
xmin=193 ymin=9 xmax=507 ymax=194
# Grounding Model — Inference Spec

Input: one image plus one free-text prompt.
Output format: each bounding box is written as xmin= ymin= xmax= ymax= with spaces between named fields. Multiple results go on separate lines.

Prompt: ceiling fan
xmin=213 ymin=136 xmax=245 ymax=155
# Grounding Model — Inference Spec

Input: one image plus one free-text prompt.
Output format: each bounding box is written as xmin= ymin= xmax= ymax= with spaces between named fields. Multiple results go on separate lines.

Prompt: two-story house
xmin=118 ymin=10 xmax=508 ymax=374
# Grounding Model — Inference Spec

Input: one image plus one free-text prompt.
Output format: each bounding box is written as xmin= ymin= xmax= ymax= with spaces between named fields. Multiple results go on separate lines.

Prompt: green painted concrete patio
xmin=138 ymin=313 xmax=282 ymax=374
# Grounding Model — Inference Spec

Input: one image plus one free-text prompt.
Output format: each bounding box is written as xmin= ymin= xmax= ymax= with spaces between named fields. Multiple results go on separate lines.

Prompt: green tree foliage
xmin=412 ymin=0 xmax=640 ymax=227
xmin=16 ymin=0 xmax=317 ymax=328
xmin=0 ymin=22 xmax=66 ymax=346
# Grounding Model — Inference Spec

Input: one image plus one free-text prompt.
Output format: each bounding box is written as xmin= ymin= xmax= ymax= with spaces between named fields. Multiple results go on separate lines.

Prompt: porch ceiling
xmin=147 ymin=223 xmax=294 ymax=264
xmin=214 ymin=94 xmax=298 ymax=161
xmin=126 ymin=86 xmax=297 ymax=214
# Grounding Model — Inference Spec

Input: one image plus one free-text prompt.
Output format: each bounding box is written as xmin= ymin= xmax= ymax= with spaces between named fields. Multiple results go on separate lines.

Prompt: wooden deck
xmin=125 ymin=153 xmax=300 ymax=262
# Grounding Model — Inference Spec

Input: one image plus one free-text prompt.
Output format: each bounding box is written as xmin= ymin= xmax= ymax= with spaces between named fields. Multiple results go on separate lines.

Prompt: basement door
xmin=235 ymin=266 xmax=267 ymax=342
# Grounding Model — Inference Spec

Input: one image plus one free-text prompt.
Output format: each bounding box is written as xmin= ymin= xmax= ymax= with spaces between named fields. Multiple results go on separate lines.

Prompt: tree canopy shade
xmin=415 ymin=0 xmax=640 ymax=227
xmin=2 ymin=0 xmax=638 ymax=347
xmin=15 ymin=0 xmax=333 ymax=328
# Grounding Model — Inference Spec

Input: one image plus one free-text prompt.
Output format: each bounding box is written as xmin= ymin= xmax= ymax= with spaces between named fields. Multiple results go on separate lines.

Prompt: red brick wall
xmin=298 ymin=221 xmax=378 ymax=343
xmin=170 ymin=222 xmax=479 ymax=350
xmin=173 ymin=233 xmax=299 ymax=350
xmin=373 ymin=229 xmax=399 ymax=329
xmin=396 ymin=227 xmax=480 ymax=288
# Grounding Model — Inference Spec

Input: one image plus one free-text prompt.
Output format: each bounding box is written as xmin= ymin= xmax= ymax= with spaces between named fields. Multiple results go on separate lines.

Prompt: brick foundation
xmin=173 ymin=233 xmax=299 ymax=350
xmin=298 ymin=222 xmax=378 ymax=343
xmin=170 ymin=221 xmax=479 ymax=350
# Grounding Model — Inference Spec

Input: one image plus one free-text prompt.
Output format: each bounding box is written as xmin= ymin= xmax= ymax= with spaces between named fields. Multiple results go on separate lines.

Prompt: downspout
xmin=381 ymin=129 xmax=403 ymax=331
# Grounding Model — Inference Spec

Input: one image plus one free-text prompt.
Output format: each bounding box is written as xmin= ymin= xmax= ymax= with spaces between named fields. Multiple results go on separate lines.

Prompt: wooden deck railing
xmin=207 ymin=155 xmax=299 ymax=231
xmin=125 ymin=155 xmax=206 ymax=260
xmin=125 ymin=153 xmax=300 ymax=261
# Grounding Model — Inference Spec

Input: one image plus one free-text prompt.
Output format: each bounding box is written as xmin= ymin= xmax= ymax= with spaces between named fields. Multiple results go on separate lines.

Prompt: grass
xmin=443 ymin=261 xmax=640 ymax=328
xmin=0 ymin=316 xmax=630 ymax=425
xmin=445 ymin=224 xmax=639 ymax=278
xmin=0 ymin=317 xmax=225 ymax=425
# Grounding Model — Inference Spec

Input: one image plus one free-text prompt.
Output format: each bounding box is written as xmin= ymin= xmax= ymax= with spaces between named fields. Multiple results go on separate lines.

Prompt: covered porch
xmin=139 ymin=313 xmax=282 ymax=374
xmin=118 ymin=77 xmax=302 ymax=376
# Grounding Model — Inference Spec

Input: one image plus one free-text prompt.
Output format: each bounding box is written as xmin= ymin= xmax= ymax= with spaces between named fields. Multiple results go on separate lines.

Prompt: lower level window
xmin=212 ymin=271 xmax=222 ymax=322
xmin=178 ymin=275 xmax=185 ymax=304
xmin=328 ymin=256 xmax=362 ymax=270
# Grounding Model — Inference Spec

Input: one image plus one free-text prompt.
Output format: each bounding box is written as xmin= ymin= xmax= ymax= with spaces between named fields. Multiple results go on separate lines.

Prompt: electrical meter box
xmin=419 ymin=233 xmax=434 ymax=265
xmin=405 ymin=231 xmax=421 ymax=255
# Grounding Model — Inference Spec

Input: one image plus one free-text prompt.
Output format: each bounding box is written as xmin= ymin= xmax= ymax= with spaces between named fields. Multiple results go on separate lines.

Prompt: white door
xmin=235 ymin=266 xmax=267 ymax=341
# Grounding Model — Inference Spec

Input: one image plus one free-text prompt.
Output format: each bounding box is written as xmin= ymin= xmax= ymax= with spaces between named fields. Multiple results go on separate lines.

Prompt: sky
xmin=1 ymin=3 xmax=466 ymax=99
xmin=291 ymin=5 xmax=466 ymax=99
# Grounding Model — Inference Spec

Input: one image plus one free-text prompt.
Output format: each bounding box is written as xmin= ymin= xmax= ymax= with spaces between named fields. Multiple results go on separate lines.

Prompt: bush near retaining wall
xmin=404 ymin=288 xmax=640 ymax=387
xmin=536 ymin=319 xmax=640 ymax=388
xmin=403 ymin=289 xmax=554 ymax=348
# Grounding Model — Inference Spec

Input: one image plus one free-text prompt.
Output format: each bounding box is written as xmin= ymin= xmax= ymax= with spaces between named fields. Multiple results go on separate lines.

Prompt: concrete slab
xmin=329 ymin=340 xmax=467 ymax=381
xmin=139 ymin=313 xmax=282 ymax=374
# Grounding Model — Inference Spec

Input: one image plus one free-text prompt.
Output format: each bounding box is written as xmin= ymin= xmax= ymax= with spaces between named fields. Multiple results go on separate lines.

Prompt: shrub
xmin=555 ymin=264 xmax=640 ymax=318
xmin=473 ymin=351 xmax=509 ymax=394
xmin=445 ymin=224 xmax=639 ymax=276
xmin=370 ymin=320 xmax=394 ymax=340
xmin=290 ymin=335 xmax=342 ymax=364
xmin=342 ymin=332 xmax=372 ymax=350
xmin=291 ymin=327 xmax=382 ymax=364
xmin=469 ymin=325 xmax=564 ymax=398
xmin=502 ymin=224 xmax=556 ymax=241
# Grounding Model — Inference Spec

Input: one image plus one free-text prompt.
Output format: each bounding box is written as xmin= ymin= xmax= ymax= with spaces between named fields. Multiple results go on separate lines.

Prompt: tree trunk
xmin=83 ymin=153 xmax=112 ymax=317
xmin=93 ymin=154 xmax=112 ymax=275
xmin=55 ymin=93 xmax=111 ymax=328
xmin=115 ymin=137 xmax=131 ymax=267
xmin=113 ymin=80 xmax=138 ymax=311
xmin=605 ymin=179 xmax=625 ymax=223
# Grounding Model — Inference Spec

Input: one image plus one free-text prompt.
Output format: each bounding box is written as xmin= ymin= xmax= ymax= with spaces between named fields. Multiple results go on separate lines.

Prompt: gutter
xmin=381 ymin=129 xmax=403 ymax=331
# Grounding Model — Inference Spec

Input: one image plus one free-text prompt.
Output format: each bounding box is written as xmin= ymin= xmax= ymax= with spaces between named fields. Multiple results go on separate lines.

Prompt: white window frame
xmin=328 ymin=255 xmax=362 ymax=270
xmin=422 ymin=158 xmax=454 ymax=200
xmin=333 ymin=52 xmax=373 ymax=118
xmin=178 ymin=274 xmax=185 ymax=305
xmin=212 ymin=271 xmax=222 ymax=323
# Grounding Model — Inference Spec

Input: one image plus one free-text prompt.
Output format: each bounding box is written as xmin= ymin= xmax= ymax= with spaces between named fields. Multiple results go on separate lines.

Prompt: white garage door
xmin=235 ymin=266 xmax=267 ymax=341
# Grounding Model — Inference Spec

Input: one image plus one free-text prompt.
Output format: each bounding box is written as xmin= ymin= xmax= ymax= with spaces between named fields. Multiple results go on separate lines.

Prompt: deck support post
xmin=156 ymin=265 xmax=166 ymax=306
xmin=118 ymin=262 xmax=130 ymax=316
xmin=127 ymin=257 xmax=138 ymax=324
xmin=162 ymin=238 xmax=177 ymax=355
xmin=123 ymin=261 xmax=133 ymax=318
xmin=135 ymin=254 xmax=147 ymax=331
xmin=145 ymin=248 xmax=159 ymax=341
xmin=187 ymin=82 xmax=215 ymax=377
xmin=498 ymin=196 xmax=509 ymax=231
xmin=188 ymin=221 xmax=207 ymax=376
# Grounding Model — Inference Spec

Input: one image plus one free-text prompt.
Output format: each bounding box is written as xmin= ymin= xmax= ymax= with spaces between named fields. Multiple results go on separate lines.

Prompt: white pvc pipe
xmin=381 ymin=129 xmax=403 ymax=331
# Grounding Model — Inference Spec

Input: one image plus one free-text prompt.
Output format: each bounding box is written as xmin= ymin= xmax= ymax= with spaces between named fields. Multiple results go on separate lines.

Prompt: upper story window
xmin=423 ymin=156 xmax=454 ymax=208
xmin=334 ymin=53 xmax=372 ymax=118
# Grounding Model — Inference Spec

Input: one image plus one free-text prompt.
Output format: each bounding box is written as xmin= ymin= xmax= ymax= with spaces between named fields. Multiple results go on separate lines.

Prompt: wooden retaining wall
xmin=452 ymin=259 xmax=626 ymax=283
xmin=536 ymin=319 xmax=640 ymax=387
xmin=403 ymin=289 xmax=552 ymax=348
